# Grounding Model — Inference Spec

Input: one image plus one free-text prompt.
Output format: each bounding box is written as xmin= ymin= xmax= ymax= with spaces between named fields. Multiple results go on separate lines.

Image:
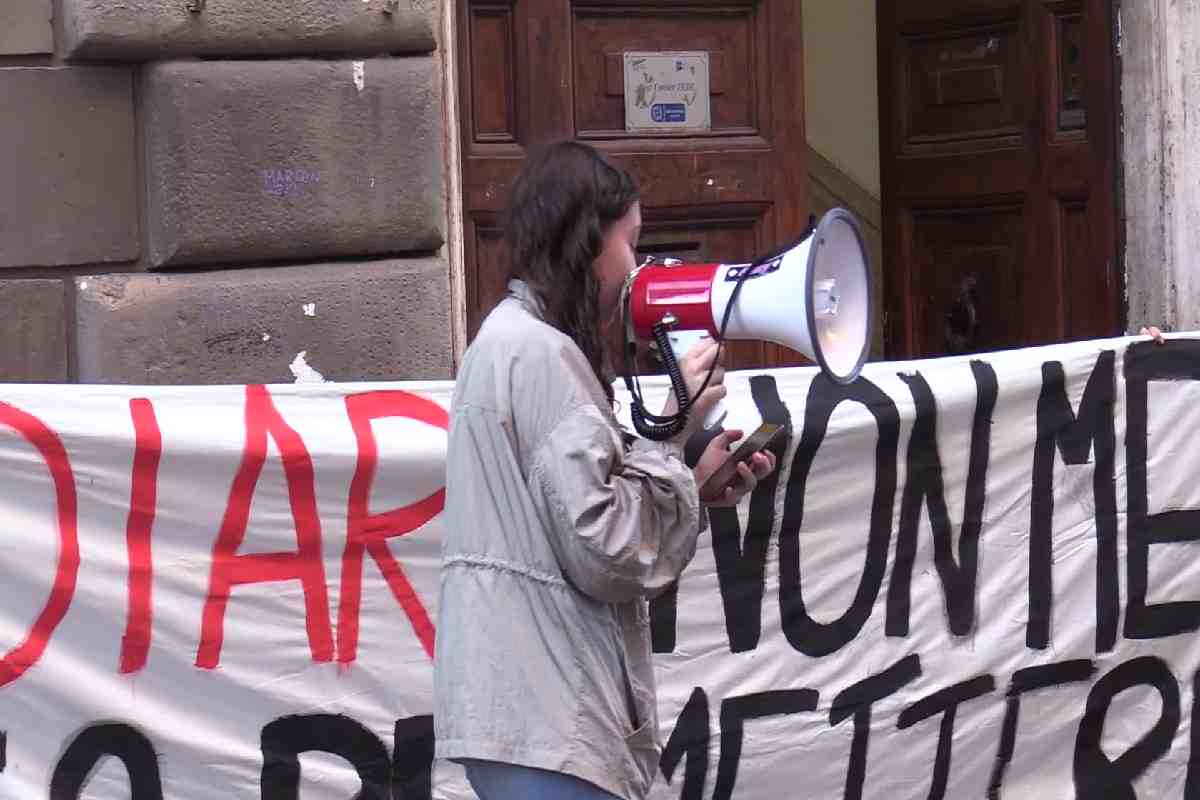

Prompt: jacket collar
xmin=507 ymin=279 xmax=546 ymax=320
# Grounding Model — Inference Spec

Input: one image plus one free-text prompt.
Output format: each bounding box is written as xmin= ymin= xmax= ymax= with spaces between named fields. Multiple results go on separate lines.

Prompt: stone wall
xmin=0 ymin=0 xmax=453 ymax=383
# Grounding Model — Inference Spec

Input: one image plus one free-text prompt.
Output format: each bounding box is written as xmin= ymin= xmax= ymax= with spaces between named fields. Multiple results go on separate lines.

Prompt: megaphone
xmin=620 ymin=207 xmax=872 ymax=440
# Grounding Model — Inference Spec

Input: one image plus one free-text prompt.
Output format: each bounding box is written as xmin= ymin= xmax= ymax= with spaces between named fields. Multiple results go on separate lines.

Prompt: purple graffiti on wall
xmin=263 ymin=168 xmax=320 ymax=197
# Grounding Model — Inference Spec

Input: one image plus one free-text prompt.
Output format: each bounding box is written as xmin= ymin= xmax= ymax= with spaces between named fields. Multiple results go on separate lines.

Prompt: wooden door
xmin=878 ymin=0 xmax=1119 ymax=358
xmin=456 ymin=0 xmax=809 ymax=372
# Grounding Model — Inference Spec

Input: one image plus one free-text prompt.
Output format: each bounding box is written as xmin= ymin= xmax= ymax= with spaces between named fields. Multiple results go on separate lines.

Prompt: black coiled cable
xmin=627 ymin=322 xmax=692 ymax=440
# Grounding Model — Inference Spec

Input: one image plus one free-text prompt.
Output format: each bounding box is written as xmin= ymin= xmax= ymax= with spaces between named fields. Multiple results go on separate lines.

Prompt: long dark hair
xmin=505 ymin=140 xmax=639 ymax=403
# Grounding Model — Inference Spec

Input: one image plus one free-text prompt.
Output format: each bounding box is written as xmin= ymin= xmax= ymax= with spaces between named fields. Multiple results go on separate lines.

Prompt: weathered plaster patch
xmin=289 ymin=351 xmax=326 ymax=383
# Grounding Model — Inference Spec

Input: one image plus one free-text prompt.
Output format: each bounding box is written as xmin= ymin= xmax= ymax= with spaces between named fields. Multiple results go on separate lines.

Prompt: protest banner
xmin=0 ymin=335 xmax=1197 ymax=798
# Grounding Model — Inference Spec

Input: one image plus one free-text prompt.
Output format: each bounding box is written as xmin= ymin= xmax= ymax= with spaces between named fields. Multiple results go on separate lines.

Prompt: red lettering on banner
xmin=120 ymin=398 xmax=161 ymax=674
xmin=0 ymin=403 xmax=79 ymax=688
xmin=338 ymin=391 xmax=448 ymax=663
xmin=196 ymin=385 xmax=334 ymax=669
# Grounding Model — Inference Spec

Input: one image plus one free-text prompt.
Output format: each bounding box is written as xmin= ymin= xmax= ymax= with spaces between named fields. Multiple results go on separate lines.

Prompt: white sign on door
xmin=623 ymin=51 xmax=711 ymax=133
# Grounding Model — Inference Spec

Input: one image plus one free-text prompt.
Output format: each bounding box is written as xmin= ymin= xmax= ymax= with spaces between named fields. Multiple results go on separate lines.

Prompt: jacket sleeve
xmin=529 ymin=403 xmax=706 ymax=603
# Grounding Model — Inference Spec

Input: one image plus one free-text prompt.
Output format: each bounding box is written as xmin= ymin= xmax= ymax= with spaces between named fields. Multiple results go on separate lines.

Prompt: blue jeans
xmin=461 ymin=759 xmax=622 ymax=800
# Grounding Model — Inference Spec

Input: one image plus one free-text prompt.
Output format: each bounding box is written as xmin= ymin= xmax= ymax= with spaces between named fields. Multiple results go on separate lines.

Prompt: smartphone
xmin=699 ymin=423 xmax=786 ymax=502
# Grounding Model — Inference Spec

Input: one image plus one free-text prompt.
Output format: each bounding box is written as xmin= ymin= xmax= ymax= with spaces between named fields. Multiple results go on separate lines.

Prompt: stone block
xmin=0 ymin=0 xmax=53 ymax=55
xmin=0 ymin=68 xmax=139 ymax=268
xmin=143 ymin=58 xmax=445 ymax=268
xmin=0 ymin=280 xmax=68 ymax=383
xmin=75 ymin=258 xmax=453 ymax=384
xmin=63 ymin=0 xmax=437 ymax=61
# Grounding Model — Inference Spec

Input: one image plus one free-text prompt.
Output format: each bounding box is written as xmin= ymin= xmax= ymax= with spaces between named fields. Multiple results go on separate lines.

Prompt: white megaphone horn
xmin=620 ymin=208 xmax=872 ymax=438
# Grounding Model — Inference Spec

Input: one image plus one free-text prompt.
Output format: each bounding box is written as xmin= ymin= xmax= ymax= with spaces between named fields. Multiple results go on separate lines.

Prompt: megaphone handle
xmin=667 ymin=330 xmax=728 ymax=431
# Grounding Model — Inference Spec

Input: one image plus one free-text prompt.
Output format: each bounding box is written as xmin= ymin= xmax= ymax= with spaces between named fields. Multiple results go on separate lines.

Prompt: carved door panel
xmin=878 ymin=0 xmax=1119 ymax=358
xmin=457 ymin=0 xmax=808 ymax=372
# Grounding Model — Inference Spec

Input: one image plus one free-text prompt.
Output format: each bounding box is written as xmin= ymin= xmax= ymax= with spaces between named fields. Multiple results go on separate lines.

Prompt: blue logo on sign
xmin=651 ymin=103 xmax=687 ymax=123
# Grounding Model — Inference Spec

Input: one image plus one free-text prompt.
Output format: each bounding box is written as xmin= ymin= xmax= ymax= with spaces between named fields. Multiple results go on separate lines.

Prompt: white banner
xmin=1 ymin=335 xmax=1199 ymax=799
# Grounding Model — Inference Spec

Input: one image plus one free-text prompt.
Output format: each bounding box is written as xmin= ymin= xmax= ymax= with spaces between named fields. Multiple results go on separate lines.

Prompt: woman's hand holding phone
xmin=692 ymin=424 xmax=781 ymax=506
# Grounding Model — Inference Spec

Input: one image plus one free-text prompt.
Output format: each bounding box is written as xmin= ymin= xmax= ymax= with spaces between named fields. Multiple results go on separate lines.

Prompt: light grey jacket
xmin=433 ymin=280 xmax=706 ymax=800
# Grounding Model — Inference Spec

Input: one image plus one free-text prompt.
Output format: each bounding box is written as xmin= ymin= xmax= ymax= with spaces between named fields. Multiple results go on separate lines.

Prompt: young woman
xmin=433 ymin=140 xmax=775 ymax=800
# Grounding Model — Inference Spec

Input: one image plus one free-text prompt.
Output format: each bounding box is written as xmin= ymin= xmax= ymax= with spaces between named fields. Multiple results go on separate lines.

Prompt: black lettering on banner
xmin=1074 ymin=656 xmax=1180 ymax=799
xmin=660 ymin=688 xmax=710 ymax=800
xmin=261 ymin=714 xmax=390 ymax=800
xmin=650 ymin=583 xmax=679 ymax=654
xmin=1184 ymin=669 xmax=1200 ymax=796
xmin=1125 ymin=339 xmax=1200 ymax=639
xmin=49 ymin=722 xmax=163 ymax=800
xmin=655 ymin=376 xmax=791 ymax=654
xmin=898 ymin=675 xmax=995 ymax=800
xmin=714 ymin=689 xmax=819 ymax=799
xmin=887 ymin=362 xmax=996 ymax=639
xmin=391 ymin=715 xmax=434 ymax=800
xmin=987 ymin=659 xmax=1096 ymax=799
xmin=710 ymin=376 xmax=792 ymax=652
xmin=779 ymin=374 xmax=900 ymax=657
xmin=1028 ymin=352 xmax=1119 ymax=652
xmin=830 ymin=654 xmax=921 ymax=800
